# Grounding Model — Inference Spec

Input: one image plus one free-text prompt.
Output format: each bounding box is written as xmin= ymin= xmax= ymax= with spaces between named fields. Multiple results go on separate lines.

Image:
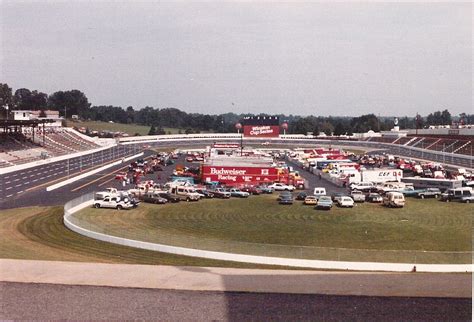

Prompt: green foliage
xmin=148 ymin=125 xmax=156 ymax=135
xmin=48 ymin=90 xmax=91 ymax=118
xmin=426 ymin=109 xmax=452 ymax=126
xmin=13 ymin=88 xmax=48 ymax=110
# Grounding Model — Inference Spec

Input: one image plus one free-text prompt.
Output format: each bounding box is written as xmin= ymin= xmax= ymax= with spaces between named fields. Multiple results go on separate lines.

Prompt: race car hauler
xmin=357 ymin=169 xmax=403 ymax=184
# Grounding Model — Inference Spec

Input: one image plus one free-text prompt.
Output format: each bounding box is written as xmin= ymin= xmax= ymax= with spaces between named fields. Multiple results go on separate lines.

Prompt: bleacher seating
xmin=366 ymin=137 xmax=397 ymax=144
xmin=392 ymin=137 xmax=412 ymax=145
xmin=0 ymin=128 xmax=100 ymax=167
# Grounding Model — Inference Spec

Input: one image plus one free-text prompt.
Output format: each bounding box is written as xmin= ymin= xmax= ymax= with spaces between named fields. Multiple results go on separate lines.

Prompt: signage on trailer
xmin=201 ymin=165 xmax=279 ymax=184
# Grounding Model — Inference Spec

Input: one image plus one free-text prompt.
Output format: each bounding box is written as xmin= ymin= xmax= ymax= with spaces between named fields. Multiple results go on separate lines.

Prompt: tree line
xmin=0 ymin=83 xmax=472 ymax=135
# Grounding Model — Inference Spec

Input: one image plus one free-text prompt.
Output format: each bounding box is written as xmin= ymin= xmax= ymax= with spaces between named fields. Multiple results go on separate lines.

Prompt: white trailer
xmin=359 ymin=169 xmax=403 ymax=183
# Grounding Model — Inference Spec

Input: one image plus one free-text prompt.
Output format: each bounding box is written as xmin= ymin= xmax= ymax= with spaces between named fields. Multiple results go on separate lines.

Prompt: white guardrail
xmin=63 ymin=194 xmax=473 ymax=273
xmin=2 ymin=133 xmax=472 ymax=176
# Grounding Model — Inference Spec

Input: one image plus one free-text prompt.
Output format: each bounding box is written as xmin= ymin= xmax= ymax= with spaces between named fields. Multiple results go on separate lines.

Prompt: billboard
xmin=201 ymin=165 xmax=279 ymax=184
xmin=243 ymin=125 xmax=280 ymax=137
xmin=241 ymin=116 xmax=280 ymax=137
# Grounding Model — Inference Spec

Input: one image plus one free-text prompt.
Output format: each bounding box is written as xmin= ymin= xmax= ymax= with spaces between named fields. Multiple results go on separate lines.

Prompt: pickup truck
xmin=210 ymin=188 xmax=231 ymax=199
xmin=93 ymin=196 xmax=134 ymax=210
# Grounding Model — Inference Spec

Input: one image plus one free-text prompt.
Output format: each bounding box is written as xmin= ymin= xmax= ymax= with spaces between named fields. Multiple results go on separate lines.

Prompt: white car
xmin=269 ymin=183 xmax=296 ymax=191
xmin=337 ymin=196 xmax=354 ymax=208
xmin=93 ymin=196 xmax=134 ymax=210
xmin=228 ymin=188 xmax=250 ymax=198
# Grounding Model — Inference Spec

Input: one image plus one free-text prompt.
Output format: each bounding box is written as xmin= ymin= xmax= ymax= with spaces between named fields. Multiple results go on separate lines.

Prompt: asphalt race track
xmin=0 ymin=139 xmax=471 ymax=320
xmin=1 ymin=282 xmax=470 ymax=320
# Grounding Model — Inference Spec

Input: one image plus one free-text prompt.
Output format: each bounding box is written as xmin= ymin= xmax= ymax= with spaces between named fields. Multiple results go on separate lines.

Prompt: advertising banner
xmin=202 ymin=165 xmax=279 ymax=184
xmin=243 ymin=125 xmax=280 ymax=137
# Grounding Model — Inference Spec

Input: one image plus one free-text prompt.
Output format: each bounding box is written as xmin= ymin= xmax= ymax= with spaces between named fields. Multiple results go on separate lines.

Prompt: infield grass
xmin=72 ymin=195 xmax=473 ymax=264
xmin=0 ymin=207 xmax=278 ymax=268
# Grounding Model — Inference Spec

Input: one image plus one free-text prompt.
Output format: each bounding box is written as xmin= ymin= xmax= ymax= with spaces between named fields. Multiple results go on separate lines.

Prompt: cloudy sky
xmin=1 ymin=1 xmax=471 ymax=116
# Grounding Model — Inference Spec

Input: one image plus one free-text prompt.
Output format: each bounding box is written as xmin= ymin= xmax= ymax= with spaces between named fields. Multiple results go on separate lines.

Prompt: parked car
xmin=241 ymin=186 xmax=262 ymax=195
xmin=350 ymin=190 xmax=366 ymax=203
xmin=279 ymin=194 xmax=294 ymax=205
xmin=195 ymin=188 xmax=214 ymax=198
xmin=228 ymin=188 xmax=250 ymax=198
xmin=157 ymin=192 xmax=181 ymax=203
xmin=350 ymin=182 xmax=374 ymax=192
xmin=296 ymin=191 xmax=308 ymax=200
xmin=210 ymin=188 xmax=231 ymax=198
xmin=257 ymin=185 xmax=274 ymax=194
xmin=304 ymin=196 xmax=318 ymax=205
xmin=461 ymin=194 xmax=474 ymax=203
xmin=331 ymin=192 xmax=346 ymax=203
xmin=257 ymin=185 xmax=275 ymax=194
xmin=277 ymin=191 xmax=293 ymax=201
xmin=143 ymin=195 xmax=168 ymax=204
xmin=337 ymin=196 xmax=354 ymax=208
xmin=441 ymin=187 xmax=473 ymax=202
xmin=269 ymin=183 xmax=296 ymax=191
xmin=93 ymin=196 xmax=134 ymax=210
xmin=169 ymin=186 xmax=201 ymax=202
xmin=366 ymin=193 xmax=383 ymax=203
xmin=316 ymin=196 xmax=333 ymax=210
xmin=416 ymin=188 xmax=441 ymax=199
xmin=115 ymin=172 xmax=128 ymax=180
xmin=383 ymin=192 xmax=405 ymax=208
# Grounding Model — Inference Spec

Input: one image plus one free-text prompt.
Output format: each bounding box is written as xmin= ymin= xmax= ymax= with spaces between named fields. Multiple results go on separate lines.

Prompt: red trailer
xmin=201 ymin=164 xmax=279 ymax=185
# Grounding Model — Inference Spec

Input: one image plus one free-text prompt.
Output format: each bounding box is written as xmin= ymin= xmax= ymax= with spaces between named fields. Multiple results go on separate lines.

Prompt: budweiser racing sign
xmin=202 ymin=166 xmax=279 ymax=183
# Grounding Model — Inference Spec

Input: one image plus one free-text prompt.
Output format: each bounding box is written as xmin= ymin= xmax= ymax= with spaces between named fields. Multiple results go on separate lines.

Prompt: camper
xmin=382 ymin=192 xmax=405 ymax=208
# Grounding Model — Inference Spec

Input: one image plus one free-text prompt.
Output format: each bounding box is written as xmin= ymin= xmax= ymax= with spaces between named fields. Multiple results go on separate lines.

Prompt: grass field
xmin=68 ymin=120 xmax=186 ymax=136
xmin=72 ymin=195 xmax=473 ymax=264
xmin=0 ymin=207 xmax=278 ymax=268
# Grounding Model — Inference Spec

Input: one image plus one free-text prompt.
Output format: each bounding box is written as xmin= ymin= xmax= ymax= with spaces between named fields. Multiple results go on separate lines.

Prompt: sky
xmin=0 ymin=1 xmax=472 ymax=116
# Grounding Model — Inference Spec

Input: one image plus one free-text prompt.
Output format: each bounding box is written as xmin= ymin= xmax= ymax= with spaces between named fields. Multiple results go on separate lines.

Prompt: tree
xmin=156 ymin=126 xmax=166 ymax=135
xmin=185 ymin=128 xmax=193 ymax=134
xmin=48 ymin=90 xmax=90 ymax=118
xmin=148 ymin=125 xmax=156 ymax=135
xmin=126 ymin=106 xmax=135 ymax=124
xmin=440 ymin=109 xmax=451 ymax=125
xmin=333 ymin=122 xmax=345 ymax=136
xmin=13 ymin=88 xmax=47 ymax=110
xmin=0 ymin=83 xmax=13 ymax=116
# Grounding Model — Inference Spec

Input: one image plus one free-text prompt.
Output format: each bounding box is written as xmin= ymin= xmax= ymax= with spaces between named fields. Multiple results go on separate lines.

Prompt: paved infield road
xmin=1 ymin=282 xmax=470 ymax=320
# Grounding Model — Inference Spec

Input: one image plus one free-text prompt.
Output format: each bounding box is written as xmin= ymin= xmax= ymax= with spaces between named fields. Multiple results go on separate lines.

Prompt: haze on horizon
xmin=1 ymin=1 xmax=472 ymax=117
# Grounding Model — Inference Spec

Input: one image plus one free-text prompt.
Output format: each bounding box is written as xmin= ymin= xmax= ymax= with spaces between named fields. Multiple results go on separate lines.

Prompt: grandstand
xmin=0 ymin=126 xmax=101 ymax=168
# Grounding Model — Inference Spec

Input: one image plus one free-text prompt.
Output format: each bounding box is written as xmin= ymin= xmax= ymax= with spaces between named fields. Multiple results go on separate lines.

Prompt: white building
xmin=12 ymin=110 xmax=63 ymax=127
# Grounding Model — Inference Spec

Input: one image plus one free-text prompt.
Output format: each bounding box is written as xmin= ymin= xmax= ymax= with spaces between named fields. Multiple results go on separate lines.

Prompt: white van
xmin=313 ymin=187 xmax=327 ymax=199
xmin=383 ymin=192 xmax=405 ymax=208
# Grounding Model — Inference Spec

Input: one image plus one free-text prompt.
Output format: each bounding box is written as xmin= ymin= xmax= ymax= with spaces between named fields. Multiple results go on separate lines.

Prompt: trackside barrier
xmin=46 ymin=152 xmax=144 ymax=191
xmin=63 ymin=194 xmax=473 ymax=272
